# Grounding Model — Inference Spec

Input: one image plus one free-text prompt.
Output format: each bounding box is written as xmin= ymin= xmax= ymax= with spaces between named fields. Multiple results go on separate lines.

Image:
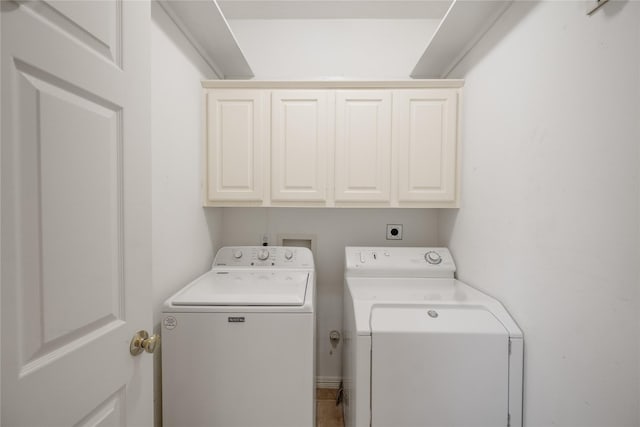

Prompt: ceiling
xmin=216 ymin=0 xmax=453 ymax=19
xmin=159 ymin=0 xmax=513 ymax=79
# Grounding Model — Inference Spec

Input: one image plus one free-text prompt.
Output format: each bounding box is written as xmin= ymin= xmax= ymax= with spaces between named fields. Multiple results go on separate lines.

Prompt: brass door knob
xmin=130 ymin=330 xmax=160 ymax=356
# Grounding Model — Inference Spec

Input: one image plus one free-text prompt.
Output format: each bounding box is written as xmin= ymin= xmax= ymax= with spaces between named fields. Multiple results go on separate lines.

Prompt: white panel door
xmin=394 ymin=89 xmax=458 ymax=202
xmin=1 ymin=1 xmax=152 ymax=425
xmin=271 ymin=90 xmax=328 ymax=202
xmin=206 ymin=90 xmax=264 ymax=202
xmin=335 ymin=90 xmax=391 ymax=202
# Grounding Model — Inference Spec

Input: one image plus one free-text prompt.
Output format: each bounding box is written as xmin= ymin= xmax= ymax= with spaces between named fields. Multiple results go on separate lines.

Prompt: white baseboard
xmin=316 ymin=376 xmax=342 ymax=389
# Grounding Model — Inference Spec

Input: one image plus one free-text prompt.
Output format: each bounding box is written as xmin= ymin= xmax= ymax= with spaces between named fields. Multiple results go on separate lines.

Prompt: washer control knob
xmin=257 ymin=249 xmax=270 ymax=261
xmin=233 ymin=250 xmax=243 ymax=259
xmin=425 ymin=251 xmax=442 ymax=265
xmin=284 ymin=250 xmax=293 ymax=260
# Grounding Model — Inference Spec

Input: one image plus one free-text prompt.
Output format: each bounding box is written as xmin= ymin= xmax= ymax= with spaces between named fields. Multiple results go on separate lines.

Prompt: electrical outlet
xmin=386 ymin=224 xmax=403 ymax=240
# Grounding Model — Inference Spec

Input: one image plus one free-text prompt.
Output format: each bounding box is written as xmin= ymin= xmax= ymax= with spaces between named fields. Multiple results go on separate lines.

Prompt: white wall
xmin=0 ymin=6 xmax=3 ymax=424
xmin=151 ymin=3 xmax=223 ymax=424
xmin=221 ymin=208 xmax=439 ymax=382
xmin=228 ymin=19 xmax=439 ymax=79
xmin=440 ymin=2 xmax=640 ymax=425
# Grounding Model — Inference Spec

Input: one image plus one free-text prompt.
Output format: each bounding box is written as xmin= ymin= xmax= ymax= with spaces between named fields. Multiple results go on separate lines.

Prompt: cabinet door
xmin=205 ymin=90 xmax=264 ymax=202
xmin=394 ymin=89 xmax=458 ymax=202
xmin=335 ymin=91 xmax=392 ymax=202
xmin=271 ymin=91 xmax=328 ymax=202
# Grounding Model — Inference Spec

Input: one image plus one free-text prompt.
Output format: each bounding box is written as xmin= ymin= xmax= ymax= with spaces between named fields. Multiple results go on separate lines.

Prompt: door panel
xmin=21 ymin=0 xmax=122 ymax=67
xmin=206 ymin=90 xmax=264 ymax=202
xmin=1 ymin=1 xmax=151 ymax=425
xmin=75 ymin=389 xmax=126 ymax=427
xmin=394 ymin=89 xmax=458 ymax=202
xmin=16 ymin=63 xmax=123 ymax=363
xmin=271 ymin=90 xmax=327 ymax=202
xmin=335 ymin=90 xmax=391 ymax=202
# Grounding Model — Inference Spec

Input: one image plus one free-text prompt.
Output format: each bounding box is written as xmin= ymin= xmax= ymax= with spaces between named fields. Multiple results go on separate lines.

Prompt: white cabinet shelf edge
xmin=411 ymin=0 xmax=513 ymax=78
xmin=158 ymin=0 xmax=253 ymax=79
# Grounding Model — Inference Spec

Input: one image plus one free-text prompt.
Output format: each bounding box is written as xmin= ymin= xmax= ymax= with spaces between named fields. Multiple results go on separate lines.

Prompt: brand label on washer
xmin=228 ymin=317 xmax=245 ymax=323
xmin=163 ymin=316 xmax=177 ymax=330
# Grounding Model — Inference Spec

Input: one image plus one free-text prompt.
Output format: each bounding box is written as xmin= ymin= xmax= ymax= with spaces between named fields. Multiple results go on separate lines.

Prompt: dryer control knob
xmin=233 ymin=250 xmax=243 ymax=259
xmin=257 ymin=249 xmax=270 ymax=261
xmin=425 ymin=251 xmax=442 ymax=265
xmin=284 ymin=250 xmax=293 ymax=260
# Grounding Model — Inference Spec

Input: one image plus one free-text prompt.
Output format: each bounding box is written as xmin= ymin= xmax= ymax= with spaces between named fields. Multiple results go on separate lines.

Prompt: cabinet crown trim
xmin=201 ymin=80 xmax=464 ymax=89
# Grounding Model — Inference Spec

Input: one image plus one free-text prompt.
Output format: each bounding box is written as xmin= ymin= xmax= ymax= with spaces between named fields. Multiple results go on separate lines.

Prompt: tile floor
xmin=316 ymin=388 xmax=344 ymax=427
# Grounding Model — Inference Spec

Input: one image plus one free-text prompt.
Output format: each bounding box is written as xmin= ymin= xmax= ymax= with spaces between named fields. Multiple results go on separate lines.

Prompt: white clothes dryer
xmin=342 ymin=247 xmax=523 ymax=427
xmin=162 ymin=246 xmax=316 ymax=427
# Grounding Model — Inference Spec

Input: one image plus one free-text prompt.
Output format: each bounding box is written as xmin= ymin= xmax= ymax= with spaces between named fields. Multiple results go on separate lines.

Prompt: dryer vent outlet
xmin=386 ymin=224 xmax=403 ymax=240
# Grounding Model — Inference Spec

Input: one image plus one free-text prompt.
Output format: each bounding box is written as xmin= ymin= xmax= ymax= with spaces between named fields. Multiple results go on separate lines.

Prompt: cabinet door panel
xmin=271 ymin=91 xmax=327 ymax=202
xmin=395 ymin=90 xmax=458 ymax=202
xmin=206 ymin=90 xmax=263 ymax=202
xmin=335 ymin=91 xmax=391 ymax=202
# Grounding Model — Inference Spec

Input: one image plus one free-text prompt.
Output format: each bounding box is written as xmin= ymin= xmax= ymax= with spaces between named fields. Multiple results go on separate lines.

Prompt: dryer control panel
xmin=345 ymin=247 xmax=456 ymax=278
xmin=213 ymin=246 xmax=314 ymax=268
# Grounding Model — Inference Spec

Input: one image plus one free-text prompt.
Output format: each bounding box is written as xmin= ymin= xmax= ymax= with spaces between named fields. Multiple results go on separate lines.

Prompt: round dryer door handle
xmin=424 ymin=251 xmax=442 ymax=265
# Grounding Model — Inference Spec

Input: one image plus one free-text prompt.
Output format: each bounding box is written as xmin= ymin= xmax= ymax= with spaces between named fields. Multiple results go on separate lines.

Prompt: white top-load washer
xmin=162 ymin=246 xmax=315 ymax=427
xmin=342 ymin=247 xmax=523 ymax=427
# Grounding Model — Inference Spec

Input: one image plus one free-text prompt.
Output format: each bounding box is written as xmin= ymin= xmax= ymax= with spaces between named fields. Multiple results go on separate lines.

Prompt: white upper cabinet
xmin=205 ymin=90 xmax=264 ymax=202
xmin=271 ymin=90 xmax=328 ymax=202
xmin=335 ymin=91 xmax=392 ymax=203
xmin=394 ymin=89 xmax=458 ymax=202
xmin=202 ymin=81 xmax=462 ymax=208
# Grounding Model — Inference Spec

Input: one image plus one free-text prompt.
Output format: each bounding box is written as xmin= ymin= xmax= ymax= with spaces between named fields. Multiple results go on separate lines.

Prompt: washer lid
xmin=171 ymin=271 xmax=309 ymax=306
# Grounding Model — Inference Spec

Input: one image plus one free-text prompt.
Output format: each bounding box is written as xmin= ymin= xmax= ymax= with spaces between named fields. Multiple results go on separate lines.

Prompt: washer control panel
xmin=213 ymin=246 xmax=313 ymax=268
xmin=345 ymin=247 xmax=456 ymax=278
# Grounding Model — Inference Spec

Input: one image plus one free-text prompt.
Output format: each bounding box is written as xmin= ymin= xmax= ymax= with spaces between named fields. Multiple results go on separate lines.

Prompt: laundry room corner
xmin=150 ymin=3 xmax=223 ymax=425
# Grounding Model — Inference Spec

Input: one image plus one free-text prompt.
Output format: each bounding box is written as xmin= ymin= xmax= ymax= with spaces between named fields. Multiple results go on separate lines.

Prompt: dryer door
xmin=370 ymin=305 xmax=510 ymax=427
